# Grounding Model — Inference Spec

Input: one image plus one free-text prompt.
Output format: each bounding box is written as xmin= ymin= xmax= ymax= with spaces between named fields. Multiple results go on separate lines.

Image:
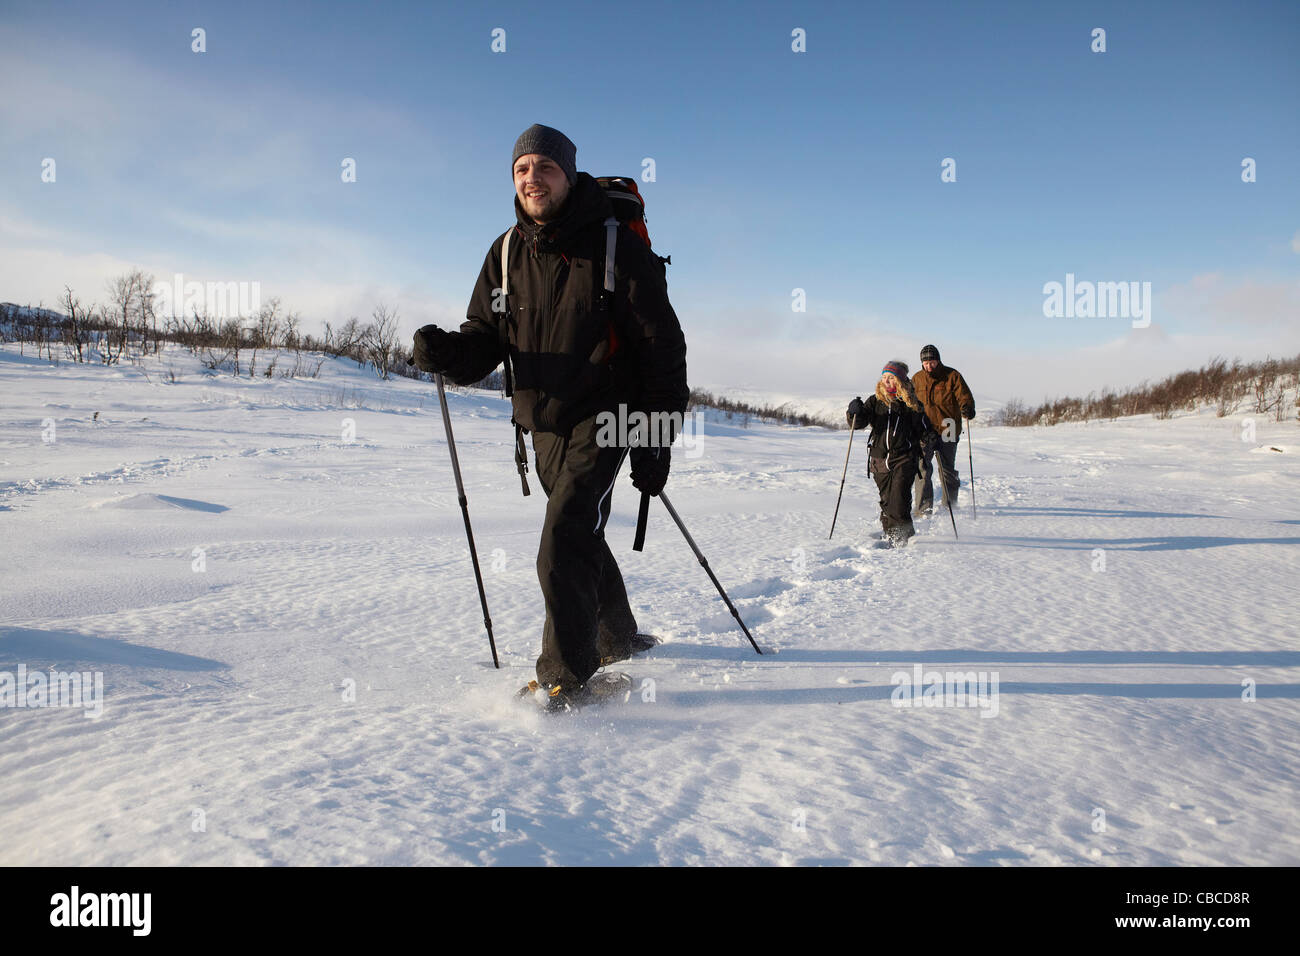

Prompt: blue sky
xmin=1 ymin=0 xmax=1297 ymax=401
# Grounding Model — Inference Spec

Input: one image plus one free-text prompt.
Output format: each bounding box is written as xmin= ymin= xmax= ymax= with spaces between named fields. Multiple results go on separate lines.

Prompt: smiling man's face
xmin=514 ymin=154 xmax=571 ymax=224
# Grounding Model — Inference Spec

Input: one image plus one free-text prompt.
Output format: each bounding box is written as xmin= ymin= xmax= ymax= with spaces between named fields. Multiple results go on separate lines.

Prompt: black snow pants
xmin=915 ymin=438 xmax=959 ymax=513
xmin=871 ymin=453 xmax=918 ymax=542
xmin=530 ymin=414 xmax=638 ymax=690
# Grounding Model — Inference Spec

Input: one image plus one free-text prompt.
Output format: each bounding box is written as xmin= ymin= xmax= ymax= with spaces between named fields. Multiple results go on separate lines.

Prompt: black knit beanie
xmin=920 ymin=344 xmax=941 ymax=362
xmin=511 ymin=124 xmax=577 ymax=185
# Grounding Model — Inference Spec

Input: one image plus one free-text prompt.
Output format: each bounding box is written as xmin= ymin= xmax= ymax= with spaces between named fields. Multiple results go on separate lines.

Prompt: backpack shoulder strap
xmin=497 ymin=226 xmax=529 ymax=497
xmin=500 ymin=227 xmax=514 ymax=296
xmin=603 ymin=217 xmax=618 ymax=293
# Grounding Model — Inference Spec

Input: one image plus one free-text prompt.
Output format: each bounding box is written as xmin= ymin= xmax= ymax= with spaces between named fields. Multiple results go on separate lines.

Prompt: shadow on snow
xmin=0 ymin=627 xmax=229 ymax=672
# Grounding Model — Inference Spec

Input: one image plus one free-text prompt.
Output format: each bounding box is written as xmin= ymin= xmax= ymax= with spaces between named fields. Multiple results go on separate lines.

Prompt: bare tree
xmin=29 ymin=302 xmax=55 ymax=362
xmin=253 ymin=297 xmax=282 ymax=349
xmin=364 ymin=303 xmax=401 ymax=380
xmin=217 ymin=318 xmax=243 ymax=374
xmin=1255 ymin=361 xmax=1279 ymax=415
xmin=58 ymin=286 xmax=94 ymax=363
xmin=197 ymin=310 xmax=231 ymax=371
xmin=103 ymin=269 xmax=153 ymax=365
xmin=12 ymin=303 xmax=33 ymax=356
xmin=282 ymin=311 xmax=300 ymax=352
xmin=247 ymin=297 xmax=281 ymax=377
xmin=138 ymin=279 xmax=158 ymax=355
xmin=328 ymin=316 xmax=363 ymax=360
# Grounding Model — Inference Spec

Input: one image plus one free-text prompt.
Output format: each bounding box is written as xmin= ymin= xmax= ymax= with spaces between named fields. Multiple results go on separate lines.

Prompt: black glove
xmin=630 ymin=445 xmax=671 ymax=497
xmin=412 ymin=324 xmax=456 ymax=374
xmin=920 ymin=432 xmax=938 ymax=456
xmin=847 ymin=397 xmax=865 ymax=424
xmin=962 ymin=405 xmax=975 ymax=420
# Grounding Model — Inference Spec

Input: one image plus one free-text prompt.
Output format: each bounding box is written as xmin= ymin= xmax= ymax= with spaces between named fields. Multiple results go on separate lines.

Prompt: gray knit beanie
xmin=511 ymin=124 xmax=577 ymax=185
xmin=919 ymin=344 xmax=941 ymax=363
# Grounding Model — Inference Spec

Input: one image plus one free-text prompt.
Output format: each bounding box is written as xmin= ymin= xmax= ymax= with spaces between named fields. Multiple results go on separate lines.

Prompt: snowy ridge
xmin=692 ymin=383 xmax=1006 ymax=430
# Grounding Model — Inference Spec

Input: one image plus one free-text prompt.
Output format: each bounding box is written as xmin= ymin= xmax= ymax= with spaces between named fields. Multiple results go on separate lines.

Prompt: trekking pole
xmin=828 ymin=414 xmax=857 ymax=539
xmin=658 ymin=491 xmax=763 ymax=656
xmin=434 ymin=370 xmax=500 ymax=668
xmin=937 ymin=446 xmax=958 ymax=539
xmin=966 ymin=420 xmax=976 ymax=520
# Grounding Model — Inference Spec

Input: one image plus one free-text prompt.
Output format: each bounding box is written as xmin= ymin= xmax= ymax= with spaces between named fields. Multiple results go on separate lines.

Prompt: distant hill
xmin=0 ymin=302 xmax=67 ymax=324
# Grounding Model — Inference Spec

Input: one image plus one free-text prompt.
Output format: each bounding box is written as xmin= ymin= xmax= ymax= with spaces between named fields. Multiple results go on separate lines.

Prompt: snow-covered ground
xmin=1 ymin=343 xmax=1297 ymax=866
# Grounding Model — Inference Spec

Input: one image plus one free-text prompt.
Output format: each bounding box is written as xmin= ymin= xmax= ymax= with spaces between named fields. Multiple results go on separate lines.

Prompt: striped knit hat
xmin=881 ymin=360 xmax=909 ymax=380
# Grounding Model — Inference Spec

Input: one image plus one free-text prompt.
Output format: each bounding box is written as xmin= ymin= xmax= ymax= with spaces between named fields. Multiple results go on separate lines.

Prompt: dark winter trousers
xmin=915 ymin=439 xmax=960 ymax=513
xmin=870 ymin=454 xmax=917 ymax=541
xmin=531 ymin=414 xmax=638 ymax=690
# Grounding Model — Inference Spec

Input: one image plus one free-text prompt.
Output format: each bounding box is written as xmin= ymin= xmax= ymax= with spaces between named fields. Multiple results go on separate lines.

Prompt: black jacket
xmin=440 ymin=172 xmax=688 ymax=435
xmin=848 ymin=395 xmax=937 ymax=463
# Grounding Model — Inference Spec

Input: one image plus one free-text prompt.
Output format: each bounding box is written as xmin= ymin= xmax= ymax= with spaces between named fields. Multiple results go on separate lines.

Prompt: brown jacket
xmin=912 ymin=364 xmax=975 ymax=440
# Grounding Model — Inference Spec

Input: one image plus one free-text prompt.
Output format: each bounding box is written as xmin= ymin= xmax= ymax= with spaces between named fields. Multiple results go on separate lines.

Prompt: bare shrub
xmin=363 ymin=303 xmax=401 ymax=380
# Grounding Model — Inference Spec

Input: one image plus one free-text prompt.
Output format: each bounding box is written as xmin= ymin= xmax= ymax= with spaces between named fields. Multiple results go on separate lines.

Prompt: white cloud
xmin=1163 ymin=273 xmax=1300 ymax=331
xmin=0 ymin=233 xmax=462 ymax=346
xmin=0 ymin=212 xmax=61 ymax=243
xmin=0 ymin=244 xmax=143 ymax=310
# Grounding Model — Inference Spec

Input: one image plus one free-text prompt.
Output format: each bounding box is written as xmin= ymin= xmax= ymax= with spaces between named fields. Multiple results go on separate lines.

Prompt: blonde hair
xmin=876 ymin=373 xmax=922 ymax=411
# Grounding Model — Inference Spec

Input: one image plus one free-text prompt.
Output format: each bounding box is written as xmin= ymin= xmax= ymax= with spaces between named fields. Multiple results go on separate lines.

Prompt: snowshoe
xmin=517 ymin=672 xmax=633 ymax=714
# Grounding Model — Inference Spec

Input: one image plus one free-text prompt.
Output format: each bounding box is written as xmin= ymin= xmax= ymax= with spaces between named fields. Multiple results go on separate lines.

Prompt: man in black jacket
xmin=412 ymin=124 xmax=688 ymax=703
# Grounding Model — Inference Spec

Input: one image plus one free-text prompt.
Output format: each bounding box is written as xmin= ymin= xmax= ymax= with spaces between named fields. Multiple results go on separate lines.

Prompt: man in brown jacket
xmin=911 ymin=344 xmax=975 ymax=516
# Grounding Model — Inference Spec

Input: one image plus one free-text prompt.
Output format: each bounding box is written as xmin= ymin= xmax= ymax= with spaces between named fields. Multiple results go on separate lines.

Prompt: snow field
xmin=1 ymin=344 xmax=1297 ymax=865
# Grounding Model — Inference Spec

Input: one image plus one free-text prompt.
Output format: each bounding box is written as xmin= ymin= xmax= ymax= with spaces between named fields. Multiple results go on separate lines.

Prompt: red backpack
xmin=593 ymin=177 xmax=669 ymax=357
xmin=595 ymin=176 xmax=669 ymax=267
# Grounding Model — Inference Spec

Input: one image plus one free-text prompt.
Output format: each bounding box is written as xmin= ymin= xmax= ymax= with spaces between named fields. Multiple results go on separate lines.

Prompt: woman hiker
xmin=845 ymin=360 xmax=940 ymax=547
